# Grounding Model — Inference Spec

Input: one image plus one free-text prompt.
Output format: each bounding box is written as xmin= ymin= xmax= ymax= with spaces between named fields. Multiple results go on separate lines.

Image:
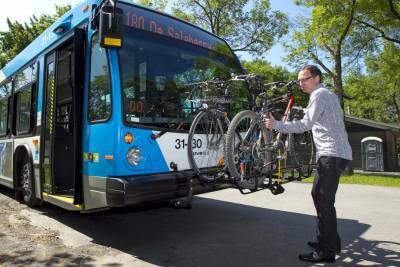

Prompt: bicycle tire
xmin=187 ymin=109 xmax=229 ymax=183
xmin=225 ymin=110 xmax=273 ymax=183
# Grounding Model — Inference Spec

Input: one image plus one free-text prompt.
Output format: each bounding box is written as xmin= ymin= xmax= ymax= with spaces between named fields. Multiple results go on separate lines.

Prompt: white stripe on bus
xmin=0 ymin=71 xmax=5 ymax=83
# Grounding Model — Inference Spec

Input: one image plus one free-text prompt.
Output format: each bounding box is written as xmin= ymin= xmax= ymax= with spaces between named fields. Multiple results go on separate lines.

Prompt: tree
xmin=241 ymin=59 xmax=309 ymax=108
xmin=242 ymin=60 xmax=295 ymax=82
xmin=285 ymin=0 xmax=360 ymax=106
xmin=354 ymin=0 xmax=400 ymax=45
xmin=0 ymin=5 xmax=70 ymax=69
xmin=345 ymin=42 xmax=400 ymax=123
xmin=134 ymin=0 xmax=168 ymax=10
xmin=172 ymin=0 xmax=289 ymax=57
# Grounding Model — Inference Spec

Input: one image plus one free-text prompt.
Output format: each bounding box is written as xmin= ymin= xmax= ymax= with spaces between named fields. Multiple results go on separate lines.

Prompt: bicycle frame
xmin=268 ymin=86 xmax=296 ymax=144
xmin=248 ymin=80 xmax=303 ymax=176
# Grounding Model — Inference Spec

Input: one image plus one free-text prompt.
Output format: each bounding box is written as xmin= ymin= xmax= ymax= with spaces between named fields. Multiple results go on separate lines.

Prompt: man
xmin=266 ymin=65 xmax=352 ymax=263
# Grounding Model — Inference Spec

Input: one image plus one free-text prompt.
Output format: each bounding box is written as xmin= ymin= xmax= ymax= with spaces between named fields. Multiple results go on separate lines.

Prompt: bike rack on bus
xmin=170 ymin=171 xmax=194 ymax=209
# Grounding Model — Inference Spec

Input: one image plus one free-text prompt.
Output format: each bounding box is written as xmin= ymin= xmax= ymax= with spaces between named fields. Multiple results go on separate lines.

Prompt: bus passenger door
xmin=72 ymin=28 xmax=85 ymax=204
xmin=41 ymin=29 xmax=85 ymax=204
xmin=42 ymin=53 xmax=56 ymax=194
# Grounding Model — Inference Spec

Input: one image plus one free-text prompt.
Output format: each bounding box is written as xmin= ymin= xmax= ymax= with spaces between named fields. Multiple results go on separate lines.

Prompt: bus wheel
xmin=19 ymin=156 xmax=40 ymax=207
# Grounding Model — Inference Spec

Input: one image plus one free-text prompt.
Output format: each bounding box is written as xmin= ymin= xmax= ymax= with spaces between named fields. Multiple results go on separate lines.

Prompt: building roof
xmin=345 ymin=115 xmax=400 ymax=131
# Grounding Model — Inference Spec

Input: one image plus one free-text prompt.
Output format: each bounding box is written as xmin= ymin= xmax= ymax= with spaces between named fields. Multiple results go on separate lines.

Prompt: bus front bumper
xmin=106 ymin=171 xmax=198 ymax=207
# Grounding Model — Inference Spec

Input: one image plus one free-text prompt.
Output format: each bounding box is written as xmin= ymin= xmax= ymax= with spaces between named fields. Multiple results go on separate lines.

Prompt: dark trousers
xmin=312 ymin=156 xmax=349 ymax=255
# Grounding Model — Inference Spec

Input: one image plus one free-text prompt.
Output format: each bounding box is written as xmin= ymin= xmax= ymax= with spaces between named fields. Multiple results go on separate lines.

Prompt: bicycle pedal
xmin=270 ymin=182 xmax=285 ymax=195
xmin=221 ymin=173 xmax=230 ymax=180
xmin=216 ymin=172 xmax=229 ymax=180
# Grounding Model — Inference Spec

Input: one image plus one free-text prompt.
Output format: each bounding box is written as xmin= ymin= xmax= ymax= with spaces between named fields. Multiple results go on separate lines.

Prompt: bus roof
xmin=0 ymin=0 xmax=233 ymax=84
xmin=0 ymin=0 xmax=102 ymax=83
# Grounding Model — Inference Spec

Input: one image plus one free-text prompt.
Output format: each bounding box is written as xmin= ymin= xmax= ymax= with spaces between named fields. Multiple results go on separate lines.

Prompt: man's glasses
xmin=297 ymin=76 xmax=314 ymax=83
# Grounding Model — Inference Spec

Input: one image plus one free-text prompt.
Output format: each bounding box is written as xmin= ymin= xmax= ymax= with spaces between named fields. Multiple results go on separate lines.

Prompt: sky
xmin=0 ymin=0 xmax=310 ymax=68
xmin=0 ymin=0 xmax=83 ymax=30
xmin=263 ymin=1 xmax=311 ymax=67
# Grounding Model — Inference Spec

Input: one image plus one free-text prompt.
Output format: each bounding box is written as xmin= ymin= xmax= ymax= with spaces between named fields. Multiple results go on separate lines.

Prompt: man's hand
xmin=266 ymin=112 xmax=275 ymax=129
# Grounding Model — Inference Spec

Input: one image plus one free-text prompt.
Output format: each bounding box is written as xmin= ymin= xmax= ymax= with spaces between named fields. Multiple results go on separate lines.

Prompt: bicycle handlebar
xmin=265 ymin=80 xmax=298 ymax=88
xmin=231 ymin=73 xmax=267 ymax=82
xmin=183 ymin=78 xmax=232 ymax=91
xmin=182 ymin=75 xmax=298 ymax=101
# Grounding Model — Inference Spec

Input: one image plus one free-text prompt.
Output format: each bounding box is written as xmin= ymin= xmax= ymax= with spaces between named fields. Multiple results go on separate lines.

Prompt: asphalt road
xmin=0 ymin=182 xmax=399 ymax=266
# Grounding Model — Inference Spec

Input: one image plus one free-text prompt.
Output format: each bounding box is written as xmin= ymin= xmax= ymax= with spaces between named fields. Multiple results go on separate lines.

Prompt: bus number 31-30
xmin=175 ymin=138 xmax=202 ymax=149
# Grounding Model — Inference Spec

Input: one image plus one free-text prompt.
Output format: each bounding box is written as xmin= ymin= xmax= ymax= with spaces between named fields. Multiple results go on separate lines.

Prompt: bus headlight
xmin=126 ymin=147 xmax=141 ymax=166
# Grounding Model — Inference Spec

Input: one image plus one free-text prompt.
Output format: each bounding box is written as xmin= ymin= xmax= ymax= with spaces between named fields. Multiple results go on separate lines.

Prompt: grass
xmin=302 ymin=174 xmax=400 ymax=187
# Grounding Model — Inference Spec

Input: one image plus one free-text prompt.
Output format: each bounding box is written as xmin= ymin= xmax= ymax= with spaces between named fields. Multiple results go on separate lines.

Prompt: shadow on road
xmin=1 ymin=186 xmax=399 ymax=266
xmin=336 ymin=239 xmax=400 ymax=266
xmin=0 ymin=251 xmax=95 ymax=267
xmin=38 ymin=196 xmax=389 ymax=266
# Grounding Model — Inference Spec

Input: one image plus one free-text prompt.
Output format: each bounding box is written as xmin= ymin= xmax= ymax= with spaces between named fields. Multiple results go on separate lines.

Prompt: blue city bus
xmin=0 ymin=0 xmax=245 ymax=211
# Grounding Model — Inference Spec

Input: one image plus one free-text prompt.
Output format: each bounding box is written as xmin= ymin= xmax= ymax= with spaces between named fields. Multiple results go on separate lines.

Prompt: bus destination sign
xmin=119 ymin=3 xmax=224 ymax=50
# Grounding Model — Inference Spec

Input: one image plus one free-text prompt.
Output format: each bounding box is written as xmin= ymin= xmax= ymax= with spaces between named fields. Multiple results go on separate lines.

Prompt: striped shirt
xmin=273 ymin=85 xmax=353 ymax=160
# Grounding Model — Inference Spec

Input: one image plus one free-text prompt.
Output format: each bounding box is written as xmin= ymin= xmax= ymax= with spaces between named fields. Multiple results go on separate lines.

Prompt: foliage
xmin=241 ymin=59 xmax=309 ymax=108
xmin=134 ymin=0 xmax=168 ymax=10
xmin=285 ymin=0 xmax=359 ymax=105
xmin=0 ymin=5 xmax=71 ymax=69
xmin=242 ymin=60 xmax=295 ymax=82
xmin=303 ymin=174 xmax=400 ymax=187
xmin=172 ymin=0 xmax=289 ymax=57
xmin=354 ymin=0 xmax=400 ymax=45
xmin=286 ymin=0 xmax=400 ymax=113
xmin=345 ymin=42 xmax=400 ymax=123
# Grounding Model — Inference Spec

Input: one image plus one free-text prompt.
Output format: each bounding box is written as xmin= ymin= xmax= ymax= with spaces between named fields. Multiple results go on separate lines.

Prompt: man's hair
xmin=301 ymin=65 xmax=323 ymax=82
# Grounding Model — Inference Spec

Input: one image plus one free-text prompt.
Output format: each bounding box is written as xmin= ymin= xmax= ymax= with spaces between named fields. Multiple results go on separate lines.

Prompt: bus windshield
xmin=118 ymin=4 xmax=245 ymax=128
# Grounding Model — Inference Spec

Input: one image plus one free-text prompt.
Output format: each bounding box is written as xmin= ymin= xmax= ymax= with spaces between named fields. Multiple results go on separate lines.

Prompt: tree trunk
xmin=333 ymin=56 xmax=354 ymax=175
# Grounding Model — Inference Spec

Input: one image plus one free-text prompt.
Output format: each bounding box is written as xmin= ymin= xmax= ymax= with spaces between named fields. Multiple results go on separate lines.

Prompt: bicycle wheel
xmin=225 ymin=110 xmax=273 ymax=183
xmin=187 ymin=109 xmax=229 ymax=183
xmin=288 ymin=131 xmax=315 ymax=177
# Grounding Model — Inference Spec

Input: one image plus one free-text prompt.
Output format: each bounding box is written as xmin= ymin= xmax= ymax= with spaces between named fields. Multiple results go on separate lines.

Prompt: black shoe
xmin=299 ymin=251 xmax=335 ymax=263
xmin=307 ymin=241 xmax=341 ymax=253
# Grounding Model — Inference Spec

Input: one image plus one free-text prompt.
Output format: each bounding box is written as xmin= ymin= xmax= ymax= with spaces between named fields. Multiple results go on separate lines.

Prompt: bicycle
xmin=187 ymin=74 xmax=267 ymax=185
xmin=187 ymin=79 xmax=234 ymax=184
xmin=224 ymin=77 xmax=315 ymax=193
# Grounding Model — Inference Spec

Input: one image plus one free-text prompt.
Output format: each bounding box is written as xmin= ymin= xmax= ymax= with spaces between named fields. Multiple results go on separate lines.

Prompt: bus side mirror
xmin=99 ymin=5 xmax=123 ymax=48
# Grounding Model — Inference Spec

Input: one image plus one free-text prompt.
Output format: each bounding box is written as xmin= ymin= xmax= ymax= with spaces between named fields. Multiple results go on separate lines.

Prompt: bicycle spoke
xmin=188 ymin=110 xmax=229 ymax=182
xmin=225 ymin=110 xmax=273 ymax=184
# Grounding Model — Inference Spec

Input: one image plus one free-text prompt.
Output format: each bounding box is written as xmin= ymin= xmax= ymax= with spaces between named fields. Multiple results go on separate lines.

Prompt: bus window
xmin=15 ymin=63 xmax=37 ymax=91
xmin=0 ymin=98 xmax=7 ymax=135
xmin=119 ymin=29 xmax=243 ymax=128
xmin=0 ymin=83 xmax=11 ymax=136
xmin=88 ymin=34 xmax=111 ymax=122
xmin=16 ymin=87 xmax=33 ymax=134
xmin=14 ymin=63 xmax=37 ymax=135
xmin=0 ymin=83 xmax=11 ymax=98
xmin=56 ymin=43 xmax=74 ymax=133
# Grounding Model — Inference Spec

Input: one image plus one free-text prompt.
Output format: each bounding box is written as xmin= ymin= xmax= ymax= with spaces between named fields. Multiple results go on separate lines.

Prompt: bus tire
xmin=18 ymin=155 xmax=40 ymax=207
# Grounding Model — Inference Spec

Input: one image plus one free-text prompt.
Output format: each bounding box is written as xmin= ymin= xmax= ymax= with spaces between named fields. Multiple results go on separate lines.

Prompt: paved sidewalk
xmin=1 ymin=183 xmax=399 ymax=266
